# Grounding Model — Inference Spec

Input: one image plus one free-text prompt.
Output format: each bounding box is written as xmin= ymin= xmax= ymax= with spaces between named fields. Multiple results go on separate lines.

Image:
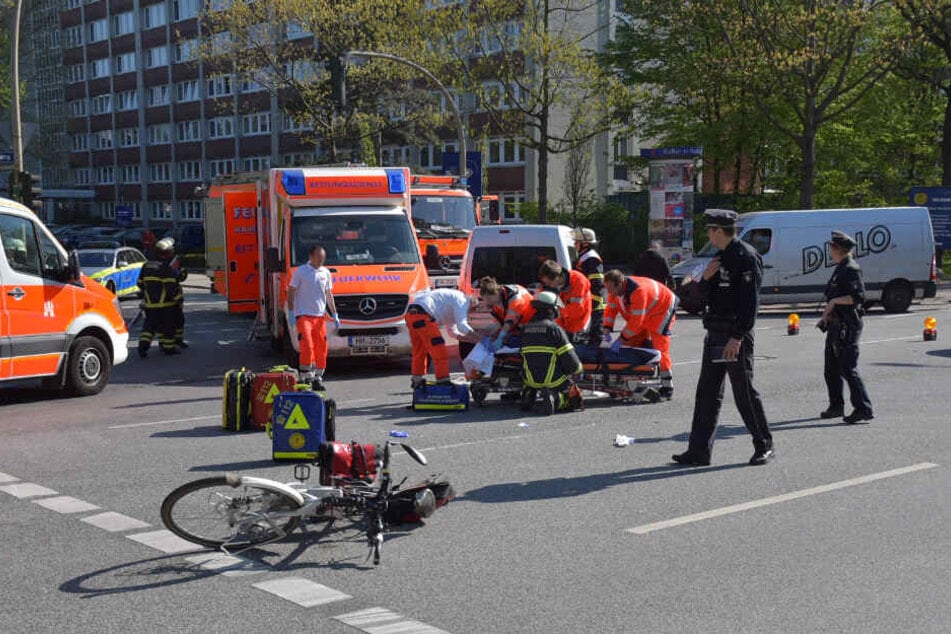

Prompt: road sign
xmin=0 ymin=151 xmax=13 ymax=164
xmin=441 ymin=151 xmax=482 ymax=198
xmin=115 ymin=204 xmax=133 ymax=228
xmin=910 ymin=187 xmax=951 ymax=249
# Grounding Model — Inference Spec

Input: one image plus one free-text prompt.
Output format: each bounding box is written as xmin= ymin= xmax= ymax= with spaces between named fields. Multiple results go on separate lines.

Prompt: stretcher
xmin=468 ymin=343 xmax=663 ymax=406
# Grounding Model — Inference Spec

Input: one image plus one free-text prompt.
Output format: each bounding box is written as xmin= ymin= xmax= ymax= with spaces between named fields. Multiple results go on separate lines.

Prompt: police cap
xmin=703 ymin=208 xmax=738 ymax=227
xmin=830 ymin=230 xmax=856 ymax=250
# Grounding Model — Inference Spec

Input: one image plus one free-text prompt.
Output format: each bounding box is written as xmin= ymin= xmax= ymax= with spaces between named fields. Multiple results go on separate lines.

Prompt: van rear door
xmin=0 ymin=258 xmax=9 ymax=379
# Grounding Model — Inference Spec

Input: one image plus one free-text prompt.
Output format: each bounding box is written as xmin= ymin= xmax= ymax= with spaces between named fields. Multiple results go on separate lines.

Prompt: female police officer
xmin=818 ymin=231 xmax=874 ymax=424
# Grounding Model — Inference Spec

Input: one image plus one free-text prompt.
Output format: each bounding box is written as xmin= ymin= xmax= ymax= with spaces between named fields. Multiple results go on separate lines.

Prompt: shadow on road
xmin=188 ymin=458 xmax=278 ymax=472
xmin=150 ymin=425 xmax=225 ymax=438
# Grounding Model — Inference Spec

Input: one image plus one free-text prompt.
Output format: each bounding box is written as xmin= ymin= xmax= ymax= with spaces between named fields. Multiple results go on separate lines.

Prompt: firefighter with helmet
xmin=519 ymin=291 xmax=584 ymax=415
xmin=138 ymin=237 xmax=185 ymax=357
xmin=573 ymin=227 xmax=606 ymax=345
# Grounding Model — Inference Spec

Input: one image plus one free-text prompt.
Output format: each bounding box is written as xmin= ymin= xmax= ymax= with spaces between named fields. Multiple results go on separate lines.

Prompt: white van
xmin=672 ymin=206 xmax=938 ymax=312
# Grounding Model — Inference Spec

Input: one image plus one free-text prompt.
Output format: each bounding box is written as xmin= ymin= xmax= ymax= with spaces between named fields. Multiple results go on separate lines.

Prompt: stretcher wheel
xmin=471 ymin=385 xmax=488 ymax=407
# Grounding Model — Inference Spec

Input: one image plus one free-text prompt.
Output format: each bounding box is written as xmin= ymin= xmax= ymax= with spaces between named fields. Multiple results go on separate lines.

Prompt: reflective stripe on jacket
xmin=604 ymin=276 xmax=678 ymax=339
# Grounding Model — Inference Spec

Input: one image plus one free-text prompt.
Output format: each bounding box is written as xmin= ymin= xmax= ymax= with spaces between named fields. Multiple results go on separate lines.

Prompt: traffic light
xmin=326 ymin=56 xmax=347 ymax=110
xmin=19 ymin=171 xmax=42 ymax=210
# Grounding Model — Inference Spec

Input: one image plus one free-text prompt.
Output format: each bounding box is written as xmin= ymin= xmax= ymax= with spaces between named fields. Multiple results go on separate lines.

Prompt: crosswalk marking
xmin=253 ymin=577 xmax=352 ymax=607
xmin=80 ymin=511 xmax=151 ymax=532
xmin=126 ymin=529 xmax=202 ymax=554
xmin=185 ymin=553 xmax=270 ymax=577
xmin=334 ymin=607 xmax=450 ymax=634
xmin=0 ymin=482 xmax=58 ymax=499
xmin=33 ymin=496 xmax=100 ymax=514
xmin=0 ymin=471 xmax=19 ymax=484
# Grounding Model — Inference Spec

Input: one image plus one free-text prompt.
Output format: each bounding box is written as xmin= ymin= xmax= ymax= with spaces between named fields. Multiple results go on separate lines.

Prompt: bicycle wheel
xmin=161 ymin=477 xmax=302 ymax=549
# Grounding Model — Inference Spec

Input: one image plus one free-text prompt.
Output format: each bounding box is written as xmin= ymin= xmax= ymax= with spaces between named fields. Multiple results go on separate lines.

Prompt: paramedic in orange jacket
xmin=538 ymin=259 xmax=591 ymax=339
xmin=407 ymin=288 xmax=477 ymax=387
xmin=603 ymin=269 xmax=678 ymax=398
xmin=478 ymin=276 xmax=536 ymax=349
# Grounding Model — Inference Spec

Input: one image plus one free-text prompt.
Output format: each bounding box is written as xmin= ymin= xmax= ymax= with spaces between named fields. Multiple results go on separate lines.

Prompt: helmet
xmin=572 ymin=227 xmax=597 ymax=245
xmin=532 ymin=290 xmax=564 ymax=309
xmin=155 ymin=237 xmax=175 ymax=252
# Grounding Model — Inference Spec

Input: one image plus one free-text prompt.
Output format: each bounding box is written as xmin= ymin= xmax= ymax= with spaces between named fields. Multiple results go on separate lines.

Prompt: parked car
xmin=77 ymin=246 xmax=147 ymax=298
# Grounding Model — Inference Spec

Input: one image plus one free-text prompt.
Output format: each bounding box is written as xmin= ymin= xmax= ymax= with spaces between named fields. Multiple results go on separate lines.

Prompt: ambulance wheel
xmin=65 ymin=336 xmax=111 ymax=397
xmin=324 ymin=399 xmax=336 ymax=442
xmin=281 ymin=319 xmax=297 ymax=367
xmin=881 ymin=280 xmax=913 ymax=313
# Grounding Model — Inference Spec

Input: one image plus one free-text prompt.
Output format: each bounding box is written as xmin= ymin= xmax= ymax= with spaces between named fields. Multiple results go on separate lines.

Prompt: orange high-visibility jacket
xmin=604 ymin=276 xmax=678 ymax=340
xmin=490 ymin=284 xmax=536 ymax=331
xmin=557 ymin=269 xmax=592 ymax=334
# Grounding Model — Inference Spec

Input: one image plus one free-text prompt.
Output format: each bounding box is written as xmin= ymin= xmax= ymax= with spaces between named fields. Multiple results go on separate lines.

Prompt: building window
xmin=94 ymin=129 xmax=114 ymax=150
xmin=173 ymin=0 xmax=201 ymax=22
xmin=113 ymin=11 xmax=135 ymax=36
xmin=207 ymin=75 xmax=233 ymax=98
xmin=241 ymin=112 xmax=270 ymax=135
xmin=242 ymin=156 xmax=270 ymax=172
xmin=286 ymin=21 xmax=311 ymax=39
xmin=145 ymin=46 xmax=168 ymax=68
xmin=91 ymin=94 xmax=112 ymax=115
xmin=101 ymin=202 xmax=116 ymax=219
xmin=240 ymin=75 xmax=264 ymax=93
xmin=118 ymin=128 xmax=139 ymax=147
xmin=64 ymin=25 xmax=83 ymax=48
xmin=71 ymin=133 xmax=88 ymax=152
xmin=283 ymin=114 xmax=312 ymax=132
xmin=149 ymin=163 xmax=172 ymax=182
xmin=381 ymin=146 xmax=410 ymax=166
xmin=178 ymin=160 xmax=201 ymax=181
xmin=115 ymin=91 xmax=138 ymax=111
xmin=174 ymin=38 xmax=198 ymax=63
xmin=147 ymin=85 xmax=170 ymax=107
xmin=87 ymin=18 xmax=108 ymax=43
xmin=114 ymin=52 xmax=136 ymax=75
xmin=209 ymin=159 xmax=235 ymax=177
xmin=179 ymin=200 xmax=204 ymax=220
xmin=67 ymin=64 xmax=85 ymax=83
xmin=283 ymin=152 xmax=315 ymax=166
xmin=176 ymin=79 xmax=200 ymax=102
xmin=142 ymin=3 xmax=168 ymax=29
xmin=147 ymin=124 xmax=172 ymax=144
xmin=177 ymin=120 xmax=202 ymax=142
xmin=89 ymin=57 xmax=110 ymax=80
xmin=68 ymin=99 xmax=87 ymax=117
xmin=487 ymin=138 xmax=524 ymax=165
xmin=67 ymin=0 xmax=83 ymax=9
xmin=208 ymin=116 xmax=234 ymax=139
xmin=150 ymin=201 xmax=173 ymax=220
xmin=72 ymin=168 xmax=90 ymax=186
xmin=96 ymin=166 xmax=115 ymax=185
xmin=498 ymin=191 xmax=525 ymax=220
xmin=120 ymin=165 xmax=140 ymax=183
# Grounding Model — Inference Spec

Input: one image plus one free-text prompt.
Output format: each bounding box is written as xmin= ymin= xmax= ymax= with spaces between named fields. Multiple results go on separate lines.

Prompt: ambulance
xmin=410 ymin=174 xmax=478 ymax=288
xmin=260 ymin=167 xmax=430 ymax=358
xmin=0 ymin=197 xmax=128 ymax=396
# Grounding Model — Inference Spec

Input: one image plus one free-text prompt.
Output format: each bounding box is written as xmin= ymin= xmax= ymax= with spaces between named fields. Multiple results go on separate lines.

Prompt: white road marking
xmin=252 ymin=577 xmax=352 ymax=607
xmin=185 ymin=553 xmax=269 ymax=577
xmin=126 ymin=529 xmax=203 ymax=554
xmin=626 ymin=462 xmax=939 ymax=535
xmin=0 ymin=471 xmax=19 ymax=484
xmin=187 ymin=327 xmax=246 ymax=334
xmin=335 ymin=607 xmax=450 ymax=633
xmin=863 ymin=336 xmax=919 ymax=344
xmin=0 ymin=482 xmax=58 ymax=498
xmin=81 ymin=511 xmax=151 ymax=532
xmin=33 ymin=496 xmax=100 ymax=514
xmin=108 ymin=415 xmax=219 ymax=429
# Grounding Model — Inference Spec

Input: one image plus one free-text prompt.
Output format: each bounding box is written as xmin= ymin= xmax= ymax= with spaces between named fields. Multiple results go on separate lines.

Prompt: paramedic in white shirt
xmin=288 ymin=245 xmax=340 ymax=383
xmin=406 ymin=288 xmax=476 ymax=387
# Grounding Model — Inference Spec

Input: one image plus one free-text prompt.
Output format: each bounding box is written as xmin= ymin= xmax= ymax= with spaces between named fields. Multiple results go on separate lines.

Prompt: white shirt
xmin=289 ymin=263 xmax=333 ymax=317
xmin=411 ymin=289 xmax=473 ymax=336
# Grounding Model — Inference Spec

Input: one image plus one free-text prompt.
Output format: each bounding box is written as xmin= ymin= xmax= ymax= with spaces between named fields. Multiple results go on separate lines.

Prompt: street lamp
xmin=344 ymin=51 xmax=467 ymax=188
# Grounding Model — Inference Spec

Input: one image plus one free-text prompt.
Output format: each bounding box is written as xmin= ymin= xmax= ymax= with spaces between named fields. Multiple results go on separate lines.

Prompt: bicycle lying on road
xmin=160 ymin=441 xmax=453 ymax=565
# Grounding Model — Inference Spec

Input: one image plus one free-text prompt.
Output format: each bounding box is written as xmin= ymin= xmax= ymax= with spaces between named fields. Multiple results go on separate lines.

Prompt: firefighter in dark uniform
xmin=573 ymin=227 xmax=606 ymax=345
xmin=818 ymin=231 xmax=874 ymax=423
xmin=519 ymin=291 xmax=584 ymax=415
xmin=167 ymin=241 xmax=188 ymax=348
xmin=138 ymin=238 xmax=184 ymax=357
xmin=673 ymin=209 xmax=774 ymax=466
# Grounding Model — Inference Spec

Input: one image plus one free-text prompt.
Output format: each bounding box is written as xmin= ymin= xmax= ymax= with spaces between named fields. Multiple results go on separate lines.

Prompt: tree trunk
xmin=943 ymin=90 xmax=951 ymax=186
xmin=538 ymin=111 xmax=549 ymax=224
xmin=799 ymin=127 xmax=816 ymax=209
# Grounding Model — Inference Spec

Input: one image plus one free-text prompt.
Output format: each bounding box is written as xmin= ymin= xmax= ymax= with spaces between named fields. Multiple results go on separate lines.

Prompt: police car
xmin=77 ymin=246 xmax=147 ymax=297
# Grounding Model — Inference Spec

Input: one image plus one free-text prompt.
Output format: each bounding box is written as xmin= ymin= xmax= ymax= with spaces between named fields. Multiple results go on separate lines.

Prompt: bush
xmin=179 ymin=253 xmax=206 ymax=271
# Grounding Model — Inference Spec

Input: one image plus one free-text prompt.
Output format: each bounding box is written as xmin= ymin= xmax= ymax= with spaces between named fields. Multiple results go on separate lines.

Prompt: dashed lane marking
xmin=334 ymin=607 xmax=450 ymax=633
xmin=253 ymin=577 xmax=352 ymax=607
xmin=33 ymin=496 xmax=100 ymax=514
xmin=0 ymin=482 xmax=58 ymax=499
xmin=126 ymin=529 xmax=203 ymax=554
xmin=626 ymin=462 xmax=939 ymax=535
xmin=0 ymin=471 xmax=19 ymax=484
xmin=81 ymin=511 xmax=151 ymax=532
xmin=185 ymin=553 xmax=270 ymax=577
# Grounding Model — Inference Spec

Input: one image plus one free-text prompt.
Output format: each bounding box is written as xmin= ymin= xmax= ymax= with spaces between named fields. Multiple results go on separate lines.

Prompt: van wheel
xmin=881 ymin=281 xmax=913 ymax=313
xmin=65 ymin=336 xmax=111 ymax=396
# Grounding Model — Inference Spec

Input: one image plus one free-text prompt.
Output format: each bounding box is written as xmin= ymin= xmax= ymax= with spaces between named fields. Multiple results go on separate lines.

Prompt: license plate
xmin=433 ymin=276 xmax=458 ymax=288
xmin=349 ymin=335 xmax=390 ymax=348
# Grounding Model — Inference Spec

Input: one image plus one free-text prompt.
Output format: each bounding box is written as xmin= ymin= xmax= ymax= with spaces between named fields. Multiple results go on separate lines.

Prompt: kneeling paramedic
xmin=138 ymin=238 xmax=185 ymax=357
xmin=478 ymin=276 xmax=535 ymax=350
xmin=538 ymin=259 xmax=592 ymax=340
xmin=520 ymin=291 xmax=583 ymax=414
xmin=408 ymin=288 xmax=477 ymax=388
xmin=602 ymin=270 xmax=678 ymax=398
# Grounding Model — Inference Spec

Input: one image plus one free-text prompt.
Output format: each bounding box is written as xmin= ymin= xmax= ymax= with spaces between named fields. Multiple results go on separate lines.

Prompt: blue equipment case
xmin=412 ymin=381 xmax=470 ymax=411
xmin=271 ymin=390 xmax=332 ymax=462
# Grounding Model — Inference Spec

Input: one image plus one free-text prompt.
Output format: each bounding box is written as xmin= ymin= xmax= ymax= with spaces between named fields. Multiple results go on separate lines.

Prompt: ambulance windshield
xmin=411 ymin=196 xmax=476 ymax=237
xmin=291 ymin=210 xmax=420 ymax=267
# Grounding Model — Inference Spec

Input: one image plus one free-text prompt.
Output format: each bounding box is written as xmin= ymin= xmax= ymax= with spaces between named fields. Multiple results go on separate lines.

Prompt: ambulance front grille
xmin=337 ymin=294 xmax=408 ymax=321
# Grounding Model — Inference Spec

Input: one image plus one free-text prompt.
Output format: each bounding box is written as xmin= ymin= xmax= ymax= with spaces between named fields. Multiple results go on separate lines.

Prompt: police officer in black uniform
xmin=673 ymin=209 xmax=774 ymax=466
xmin=818 ymin=231 xmax=874 ymax=423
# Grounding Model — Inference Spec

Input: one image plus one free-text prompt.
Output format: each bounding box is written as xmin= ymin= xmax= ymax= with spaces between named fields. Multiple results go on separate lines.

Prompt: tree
xmin=561 ymin=108 xmax=594 ymax=223
xmin=894 ymin=0 xmax=951 ymax=185
xmin=428 ymin=0 xmax=636 ymax=223
xmin=705 ymin=0 xmax=906 ymax=208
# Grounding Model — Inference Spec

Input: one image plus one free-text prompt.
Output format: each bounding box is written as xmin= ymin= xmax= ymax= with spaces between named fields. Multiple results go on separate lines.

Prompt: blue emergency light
xmin=385 ymin=168 xmax=407 ymax=194
xmin=281 ymin=170 xmax=306 ymax=195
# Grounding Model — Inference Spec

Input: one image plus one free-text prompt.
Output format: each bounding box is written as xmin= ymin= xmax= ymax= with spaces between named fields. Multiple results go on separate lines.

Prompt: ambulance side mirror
xmin=265 ymin=247 xmax=283 ymax=273
xmin=424 ymin=244 xmax=439 ymax=270
xmin=67 ymin=250 xmax=81 ymax=282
